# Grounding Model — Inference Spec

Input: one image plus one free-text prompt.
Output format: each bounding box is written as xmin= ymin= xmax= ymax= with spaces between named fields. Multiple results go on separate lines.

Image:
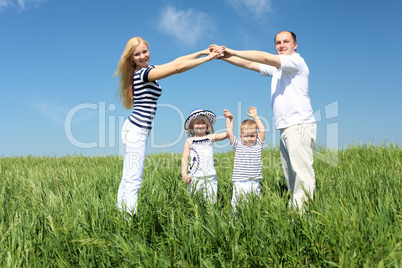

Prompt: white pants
xmin=280 ymin=122 xmax=316 ymax=211
xmin=231 ymin=179 xmax=260 ymax=207
xmin=117 ymin=119 xmax=150 ymax=215
xmin=188 ymin=176 xmax=218 ymax=203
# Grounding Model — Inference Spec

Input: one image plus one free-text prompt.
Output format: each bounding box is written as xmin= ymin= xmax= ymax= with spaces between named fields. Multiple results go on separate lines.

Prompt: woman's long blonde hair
xmin=114 ymin=37 xmax=149 ymax=110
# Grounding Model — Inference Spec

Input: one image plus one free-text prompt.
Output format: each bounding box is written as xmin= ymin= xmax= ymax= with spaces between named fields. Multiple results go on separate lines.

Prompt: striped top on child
xmin=231 ymin=136 xmax=263 ymax=181
xmin=129 ymin=66 xmax=162 ymax=129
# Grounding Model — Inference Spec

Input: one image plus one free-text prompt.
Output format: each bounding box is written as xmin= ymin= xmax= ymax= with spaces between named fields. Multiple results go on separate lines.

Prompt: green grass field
xmin=1 ymin=144 xmax=401 ymax=267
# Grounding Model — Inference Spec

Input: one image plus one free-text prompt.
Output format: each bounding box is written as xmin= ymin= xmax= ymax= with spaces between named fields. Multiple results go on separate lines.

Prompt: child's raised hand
xmin=223 ymin=109 xmax=233 ymax=120
xmin=247 ymin=106 xmax=258 ymax=119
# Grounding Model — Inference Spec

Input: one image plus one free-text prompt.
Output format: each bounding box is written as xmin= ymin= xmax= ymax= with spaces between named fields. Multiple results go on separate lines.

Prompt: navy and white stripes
xmin=231 ymin=136 xmax=263 ymax=181
xmin=129 ymin=66 xmax=162 ymax=129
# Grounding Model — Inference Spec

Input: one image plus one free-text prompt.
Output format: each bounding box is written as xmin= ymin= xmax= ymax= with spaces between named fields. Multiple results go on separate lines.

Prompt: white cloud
xmin=0 ymin=0 xmax=46 ymax=11
xmin=227 ymin=0 xmax=273 ymax=19
xmin=158 ymin=6 xmax=213 ymax=46
xmin=0 ymin=0 xmax=11 ymax=8
xmin=29 ymin=99 xmax=97 ymax=127
xmin=17 ymin=0 xmax=26 ymax=9
xmin=29 ymin=100 xmax=66 ymax=126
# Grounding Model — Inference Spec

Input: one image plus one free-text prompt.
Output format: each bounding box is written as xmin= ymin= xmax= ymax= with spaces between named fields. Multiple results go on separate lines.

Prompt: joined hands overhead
xmin=208 ymin=44 xmax=231 ymax=59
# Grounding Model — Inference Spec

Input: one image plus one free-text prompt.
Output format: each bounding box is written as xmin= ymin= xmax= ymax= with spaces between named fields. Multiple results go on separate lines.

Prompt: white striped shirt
xmin=231 ymin=136 xmax=263 ymax=181
xmin=129 ymin=66 xmax=162 ymax=129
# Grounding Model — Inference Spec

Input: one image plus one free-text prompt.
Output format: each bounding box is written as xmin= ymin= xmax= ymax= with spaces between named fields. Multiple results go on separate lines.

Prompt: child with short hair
xmin=181 ymin=109 xmax=229 ymax=203
xmin=223 ymin=107 xmax=265 ymax=207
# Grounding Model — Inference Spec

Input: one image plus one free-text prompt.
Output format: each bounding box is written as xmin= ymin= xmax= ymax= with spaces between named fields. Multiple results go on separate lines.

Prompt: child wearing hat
xmin=181 ymin=109 xmax=229 ymax=203
xmin=223 ymin=107 xmax=265 ymax=208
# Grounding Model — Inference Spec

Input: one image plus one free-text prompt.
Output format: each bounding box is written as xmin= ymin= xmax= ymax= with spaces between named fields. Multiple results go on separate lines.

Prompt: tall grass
xmin=0 ymin=144 xmax=401 ymax=267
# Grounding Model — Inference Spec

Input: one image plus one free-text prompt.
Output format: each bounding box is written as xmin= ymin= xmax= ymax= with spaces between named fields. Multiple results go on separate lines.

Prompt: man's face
xmin=275 ymin=31 xmax=297 ymax=55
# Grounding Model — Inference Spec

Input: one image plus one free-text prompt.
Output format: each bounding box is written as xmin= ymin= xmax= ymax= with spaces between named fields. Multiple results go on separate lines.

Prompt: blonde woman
xmin=114 ymin=37 xmax=221 ymax=217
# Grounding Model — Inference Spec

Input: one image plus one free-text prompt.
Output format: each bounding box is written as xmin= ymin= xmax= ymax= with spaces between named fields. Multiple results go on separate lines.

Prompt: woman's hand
xmin=209 ymin=44 xmax=225 ymax=58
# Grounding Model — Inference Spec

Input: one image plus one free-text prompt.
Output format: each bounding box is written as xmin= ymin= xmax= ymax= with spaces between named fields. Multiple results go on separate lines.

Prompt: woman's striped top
xmin=128 ymin=66 xmax=162 ymax=129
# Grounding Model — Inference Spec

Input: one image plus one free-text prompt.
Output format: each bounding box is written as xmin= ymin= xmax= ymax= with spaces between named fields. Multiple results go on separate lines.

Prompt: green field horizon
xmin=1 ymin=143 xmax=401 ymax=267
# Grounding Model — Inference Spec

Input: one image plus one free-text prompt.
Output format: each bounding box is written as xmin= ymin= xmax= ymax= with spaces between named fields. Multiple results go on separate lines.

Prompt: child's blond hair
xmin=240 ymin=119 xmax=257 ymax=133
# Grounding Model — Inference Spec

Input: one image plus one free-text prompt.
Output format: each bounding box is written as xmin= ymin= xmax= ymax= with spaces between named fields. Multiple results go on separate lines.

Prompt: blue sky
xmin=1 ymin=0 xmax=401 ymax=157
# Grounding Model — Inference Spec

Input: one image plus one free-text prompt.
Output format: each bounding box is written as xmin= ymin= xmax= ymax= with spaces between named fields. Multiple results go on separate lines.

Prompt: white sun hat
xmin=184 ymin=109 xmax=216 ymax=130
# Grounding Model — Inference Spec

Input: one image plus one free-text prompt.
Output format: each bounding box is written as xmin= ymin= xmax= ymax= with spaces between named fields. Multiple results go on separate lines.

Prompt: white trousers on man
xmin=280 ymin=122 xmax=316 ymax=211
xmin=117 ymin=119 xmax=150 ymax=215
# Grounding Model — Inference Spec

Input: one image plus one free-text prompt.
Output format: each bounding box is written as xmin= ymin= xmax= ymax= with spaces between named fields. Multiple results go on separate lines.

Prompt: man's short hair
xmin=274 ymin=31 xmax=297 ymax=43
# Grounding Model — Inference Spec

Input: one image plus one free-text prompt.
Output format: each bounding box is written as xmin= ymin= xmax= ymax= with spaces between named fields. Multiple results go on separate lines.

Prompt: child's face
xmin=240 ymin=127 xmax=258 ymax=146
xmin=193 ymin=122 xmax=207 ymax=137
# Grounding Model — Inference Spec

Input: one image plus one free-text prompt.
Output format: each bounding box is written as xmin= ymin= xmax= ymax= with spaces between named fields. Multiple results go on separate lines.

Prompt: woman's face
xmin=131 ymin=42 xmax=150 ymax=69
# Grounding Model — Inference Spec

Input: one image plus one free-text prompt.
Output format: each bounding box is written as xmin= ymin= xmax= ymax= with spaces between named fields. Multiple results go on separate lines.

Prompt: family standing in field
xmin=113 ymin=31 xmax=317 ymax=218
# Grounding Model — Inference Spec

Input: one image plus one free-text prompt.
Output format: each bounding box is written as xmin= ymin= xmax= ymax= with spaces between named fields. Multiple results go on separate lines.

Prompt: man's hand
xmin=209 ymin=44 xmax=226 ymax=58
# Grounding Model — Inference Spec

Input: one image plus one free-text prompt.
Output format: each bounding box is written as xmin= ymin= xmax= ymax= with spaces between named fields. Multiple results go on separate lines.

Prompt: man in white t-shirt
xmin=212 ymin=31 xmax=317 ymax=212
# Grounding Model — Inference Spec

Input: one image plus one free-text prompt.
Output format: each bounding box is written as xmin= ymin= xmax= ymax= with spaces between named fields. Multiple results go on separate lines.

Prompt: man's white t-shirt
xmin=259 ymin=53 xmax=315 ymax=129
